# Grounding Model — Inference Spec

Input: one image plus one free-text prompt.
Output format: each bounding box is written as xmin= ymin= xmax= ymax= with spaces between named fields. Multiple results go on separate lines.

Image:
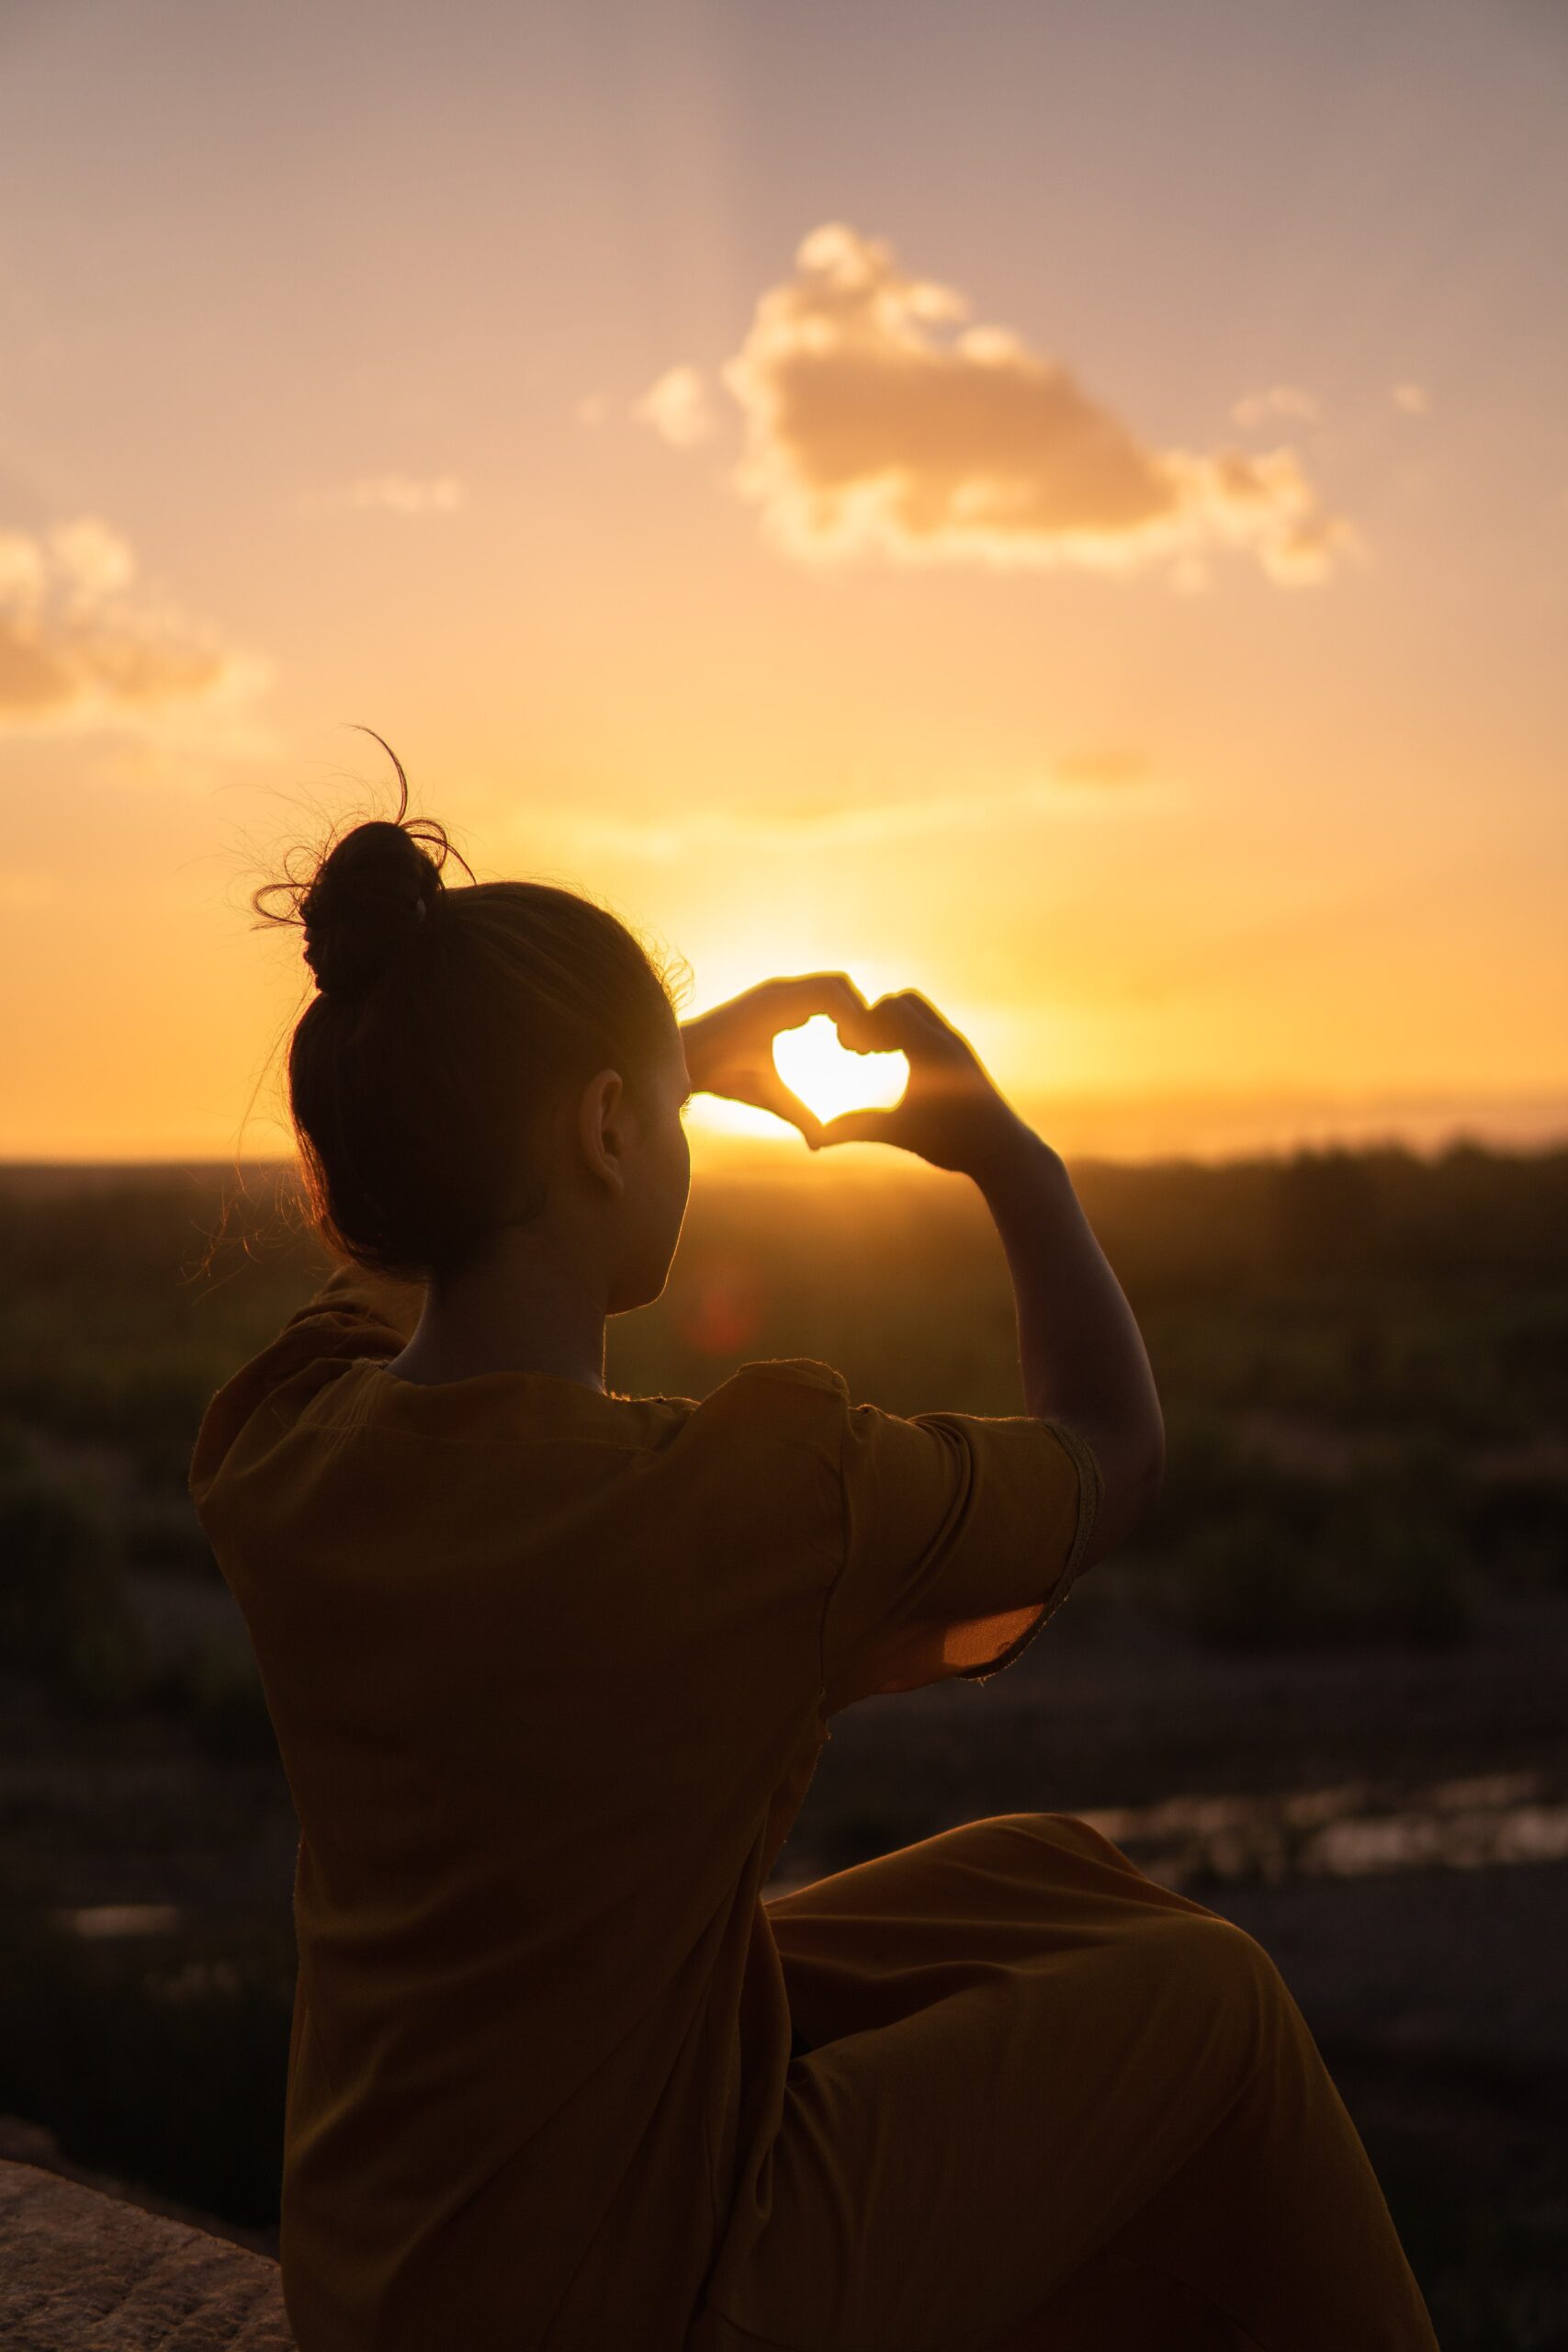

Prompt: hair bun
xmin=300 ymin=820 xmax=443 ymax=1001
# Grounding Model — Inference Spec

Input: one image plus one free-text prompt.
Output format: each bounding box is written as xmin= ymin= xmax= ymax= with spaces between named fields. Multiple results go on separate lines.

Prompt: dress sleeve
xmin=820 ymin=1395 xmax=1102 ymax=1713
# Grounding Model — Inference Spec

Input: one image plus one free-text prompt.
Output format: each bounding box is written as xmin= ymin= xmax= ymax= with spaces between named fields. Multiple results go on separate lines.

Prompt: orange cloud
xmin=716 ymin=225 xmax=1357 ymax=585
xmin=0 ymin=517 xmax=260 ymax=730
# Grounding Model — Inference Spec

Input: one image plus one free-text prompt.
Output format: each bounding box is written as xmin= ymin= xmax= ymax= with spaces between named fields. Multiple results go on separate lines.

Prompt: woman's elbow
xmin=1078 ymin=1417 xmax=1164 ymax=1569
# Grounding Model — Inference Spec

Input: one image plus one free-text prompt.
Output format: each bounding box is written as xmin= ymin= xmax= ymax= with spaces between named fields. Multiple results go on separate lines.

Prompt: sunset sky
xmin=2 ymin=0 xmax=1564 ymax=1162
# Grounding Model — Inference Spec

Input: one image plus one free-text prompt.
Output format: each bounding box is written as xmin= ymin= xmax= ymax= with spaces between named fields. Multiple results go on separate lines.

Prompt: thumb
xmin=817 ymin=1108 xmax=899 ymax=1150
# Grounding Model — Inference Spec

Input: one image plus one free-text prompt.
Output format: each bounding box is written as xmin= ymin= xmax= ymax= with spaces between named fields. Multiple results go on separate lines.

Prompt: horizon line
xmin=4 ymin=1086 xmax=1566 ymax=1175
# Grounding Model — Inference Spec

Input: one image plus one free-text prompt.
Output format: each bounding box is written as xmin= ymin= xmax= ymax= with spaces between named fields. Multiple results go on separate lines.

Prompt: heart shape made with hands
xmin=772 ymin=1014 xmax=909 ymax=1125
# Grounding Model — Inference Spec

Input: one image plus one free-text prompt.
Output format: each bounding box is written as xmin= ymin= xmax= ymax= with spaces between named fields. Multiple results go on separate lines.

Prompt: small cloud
xmin=337 ymin=474 xmax=467 ymax=515
xmin=46 ymin=516 xmax=137 ymax=604
xmin=0 ymin=516 xmax=265 ymax=735
xmin=709 ymin=225 xmax=1356 ymax=586
xmin=1392 ymin=382 xmax=1432 ymax=417
xmin=632 ymin=365 xmax=716 ymax=449
xmin=1230 ymin=384 xmax=1321 ymax=429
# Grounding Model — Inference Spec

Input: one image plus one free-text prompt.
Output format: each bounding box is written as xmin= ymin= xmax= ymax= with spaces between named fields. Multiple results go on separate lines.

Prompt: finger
xmin=836 ymin=993 xmax=933 ymax=1056
xmin=767 ymin=972 xmax=872 ymax=1031
xmin=745 ymin=1069 xmax=828 ymax=1148
xmin=817 ymin=1107 xmax=900 ymax=1149
xmin=885 ymin=989 xmax=951 ymax=1030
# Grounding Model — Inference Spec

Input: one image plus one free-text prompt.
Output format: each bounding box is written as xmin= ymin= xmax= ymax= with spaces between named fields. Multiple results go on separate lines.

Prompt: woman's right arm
xmin=970 ymin=1127 xmax=1164 ymax=1569
xmin=820 ymin=991 xmax=1165 ymax=1572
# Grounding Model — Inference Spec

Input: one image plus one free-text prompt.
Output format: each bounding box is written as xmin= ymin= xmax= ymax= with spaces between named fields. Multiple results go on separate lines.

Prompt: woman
xmin=191 ymin=755 xmax=1438 ymax=2352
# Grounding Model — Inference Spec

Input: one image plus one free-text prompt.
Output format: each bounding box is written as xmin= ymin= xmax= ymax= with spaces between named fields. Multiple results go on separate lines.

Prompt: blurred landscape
xmin=2 ymin=1146 xmax=1565 ymax=2347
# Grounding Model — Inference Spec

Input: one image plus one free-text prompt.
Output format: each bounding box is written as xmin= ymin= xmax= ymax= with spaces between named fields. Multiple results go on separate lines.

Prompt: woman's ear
xmin=575 ymin=1068 xmax=627 ymax=1195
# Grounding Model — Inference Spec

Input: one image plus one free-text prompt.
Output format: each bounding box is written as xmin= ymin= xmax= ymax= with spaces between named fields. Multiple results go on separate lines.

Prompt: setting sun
xmin=772 ymin=1016 xmax=909 ymax=1126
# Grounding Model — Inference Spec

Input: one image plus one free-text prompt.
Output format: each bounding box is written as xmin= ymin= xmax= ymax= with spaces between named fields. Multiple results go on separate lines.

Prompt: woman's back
xmin=191 ymin=1259 xmax=1096 ymax=2350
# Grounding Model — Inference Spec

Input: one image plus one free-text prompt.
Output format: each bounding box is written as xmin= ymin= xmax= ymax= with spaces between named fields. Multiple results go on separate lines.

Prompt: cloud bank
xmin=0 ymin=517 xmax=260 ymax=730
xmin=707 ymin=225 xmax=1354 ymax=585
xmin=544 ymin=752 xmax=1179 ymax=864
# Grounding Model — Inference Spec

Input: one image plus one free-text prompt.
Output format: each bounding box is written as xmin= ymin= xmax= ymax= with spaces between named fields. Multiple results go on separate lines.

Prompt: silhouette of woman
xmin=191 ymin=745 xmax=1438 ymax=2351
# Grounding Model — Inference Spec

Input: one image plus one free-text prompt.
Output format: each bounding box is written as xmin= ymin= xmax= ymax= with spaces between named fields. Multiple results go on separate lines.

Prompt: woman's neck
xmin=385 ymin=1224 xmax=610 ymax=1391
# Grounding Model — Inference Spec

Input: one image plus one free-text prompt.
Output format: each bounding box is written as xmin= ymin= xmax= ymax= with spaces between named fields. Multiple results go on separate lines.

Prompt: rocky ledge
xmin=0 ymin=2155 xmax=293 ymax=2349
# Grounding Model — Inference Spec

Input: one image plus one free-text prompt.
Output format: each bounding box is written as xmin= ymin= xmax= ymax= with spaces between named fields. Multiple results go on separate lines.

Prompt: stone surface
xmin=0 ymin=2116 xmax=278 ymax=2256
xmin=0 ymin=2157 xmax=294 ymax=2349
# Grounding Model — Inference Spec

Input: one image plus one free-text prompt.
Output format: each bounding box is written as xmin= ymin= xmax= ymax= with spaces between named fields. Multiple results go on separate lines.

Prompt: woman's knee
xmin=983 ymin=1813 xmax=1303 ymax=2065
xmin=990 ymin=1807 xmax=1155 ymax=1878
xmin=1139 ymin=1910 xmax=1298 ymax=2080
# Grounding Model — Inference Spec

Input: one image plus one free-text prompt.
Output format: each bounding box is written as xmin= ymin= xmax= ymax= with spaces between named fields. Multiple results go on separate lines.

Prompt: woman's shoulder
xmin=722 ymin=1355 xmax=848 ymax=1396
xmin=188 ymin=1260 xmax=418 ymax=1507
xmin=702 ymin=1355 xmax=850 ymax=1408
xmin=669 ymin=1355 xmax=851 ymax=1461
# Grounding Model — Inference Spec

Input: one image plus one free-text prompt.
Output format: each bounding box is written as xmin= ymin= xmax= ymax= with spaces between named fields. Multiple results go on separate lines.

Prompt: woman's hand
xmin=819 ymin=990 xmax=1032 ymax=1181
xmin=681 ymin=973 xmax=872 ymax=1147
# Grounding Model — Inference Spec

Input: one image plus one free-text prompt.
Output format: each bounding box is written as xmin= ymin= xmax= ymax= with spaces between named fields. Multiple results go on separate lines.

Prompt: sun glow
xmin=773 ymin=1014 xmax=909 ymax=1125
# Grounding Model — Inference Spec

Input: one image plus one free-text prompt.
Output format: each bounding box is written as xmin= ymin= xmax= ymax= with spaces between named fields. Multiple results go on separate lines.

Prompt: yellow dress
xmin=190 ymin=1262 xmax=1437 ymax=2352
